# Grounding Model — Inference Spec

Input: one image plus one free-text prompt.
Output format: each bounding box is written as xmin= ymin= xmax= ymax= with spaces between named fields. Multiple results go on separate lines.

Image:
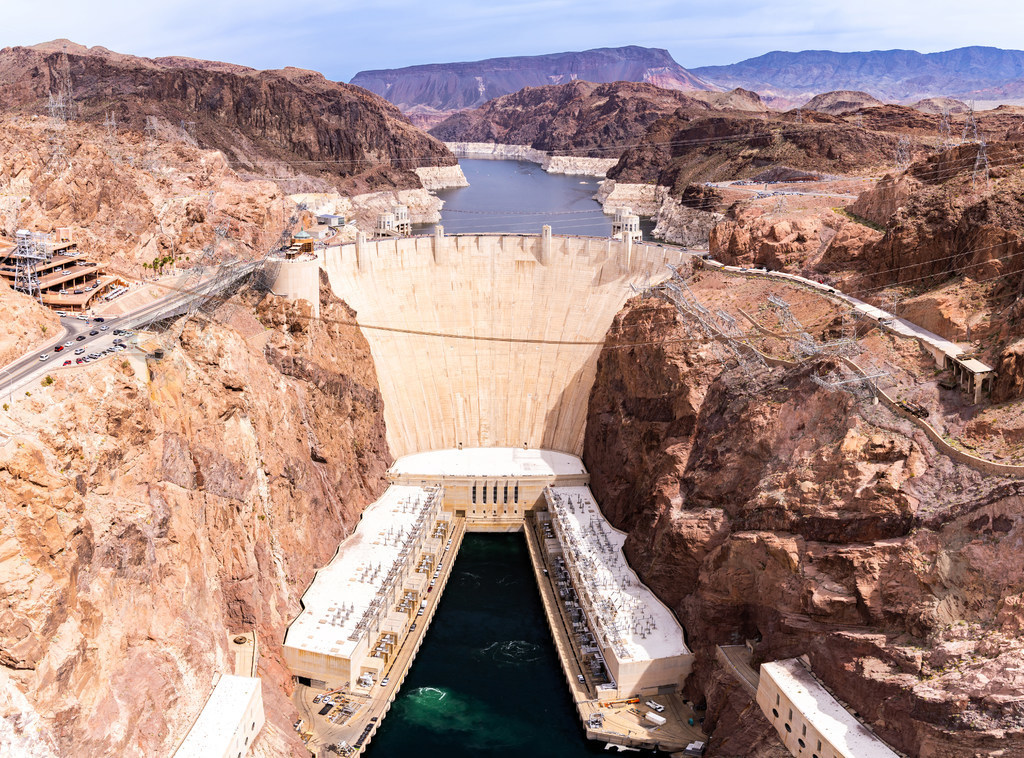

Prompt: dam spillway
xmin=320 ymin=230 xmax=691 ymax=458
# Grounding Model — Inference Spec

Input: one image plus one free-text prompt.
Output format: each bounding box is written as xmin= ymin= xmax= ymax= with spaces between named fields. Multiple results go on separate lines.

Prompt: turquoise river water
xmin=367 ymin=534 xmax=611 ymax=757
xmin=413 ymin=158 xmax=656 ymax=239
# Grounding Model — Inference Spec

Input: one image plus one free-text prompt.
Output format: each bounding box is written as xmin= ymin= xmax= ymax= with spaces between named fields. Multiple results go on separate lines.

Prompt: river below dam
xmin=367 ymin=533 xmax=610 ymax=757
xmin=414 ymin=158 xmax=656 ymax=239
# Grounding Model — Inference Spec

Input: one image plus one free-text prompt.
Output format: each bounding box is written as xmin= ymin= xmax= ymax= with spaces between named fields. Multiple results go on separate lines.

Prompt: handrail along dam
xmin=282 ymin=229 xmax=703 ymax=755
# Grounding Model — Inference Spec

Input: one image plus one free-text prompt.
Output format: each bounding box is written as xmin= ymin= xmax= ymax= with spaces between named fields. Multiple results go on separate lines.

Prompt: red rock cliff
xmin=584 ymin=295 xmax=1024 ymax=757
xmin=0 ymin=278 xmax=391 ymax=756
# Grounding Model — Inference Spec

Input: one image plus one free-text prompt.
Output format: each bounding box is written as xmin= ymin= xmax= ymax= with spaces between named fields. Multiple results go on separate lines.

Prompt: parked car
xmin=62 ymin=360 xmax=71 ymax=366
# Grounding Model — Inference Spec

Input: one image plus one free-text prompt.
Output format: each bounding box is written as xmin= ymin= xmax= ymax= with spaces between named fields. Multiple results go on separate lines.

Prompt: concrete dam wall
xmin=321 ymin=231 xmax=689 ymax=458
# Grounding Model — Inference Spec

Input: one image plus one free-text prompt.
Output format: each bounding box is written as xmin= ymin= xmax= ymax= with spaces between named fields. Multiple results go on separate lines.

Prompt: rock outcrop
xmin=0 ymin=40 xmax=457 ymax=193
xmin=0 ymin=115 xmax=288 ymax=276
xmin=802 ymin=90 xmax=886 ymax=114
xmin=607 ymin=115 xmax=911 ymax=196
xmin=709 ymin=206 xmax=882 ymax=274
xmin=0 ymin=279 xmax=391 ymax=756
xmin=0 ymin=280 xmax=61 ymax=368
xmin=584 ymin=293 xmax=1024 ymax=757
xmin=430 ymin=80 xmax=712 ymax=157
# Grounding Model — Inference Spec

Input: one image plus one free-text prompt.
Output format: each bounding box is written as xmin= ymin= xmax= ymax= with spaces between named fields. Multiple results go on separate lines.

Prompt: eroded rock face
xmin=0 ymin=281 xmax=390 ymax=756
xmin=993 ymin=339 xmax=1024 ymax=402
xmin=709 ymin=205 xmax=881 ymax=274
xmin=607 ymin=115 xmax=909 ymax=194
xmin=429 ymin=80 xmax=713 ymax=157
xmin=0 ymin=41 xmax=456 ymax=193
xmin=584 ymin=297 xmax=1024 ymax=757
xmin=0 ymin=114 xmax=286 ymax=274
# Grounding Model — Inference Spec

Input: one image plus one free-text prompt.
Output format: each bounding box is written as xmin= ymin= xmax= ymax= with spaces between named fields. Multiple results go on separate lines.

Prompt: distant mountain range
xmin=692 ymin=47 xmax=1024 ymax=106
xmin=350 ymin=46 xmax=717 ymax=126
xmin=352 ymin=45 xmax=1024 ymax=120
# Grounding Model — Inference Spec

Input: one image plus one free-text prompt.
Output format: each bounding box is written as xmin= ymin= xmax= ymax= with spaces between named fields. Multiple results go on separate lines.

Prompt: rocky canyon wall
xmin=0 ymin=279 xmax=391 ymax=756
xmin=584 ymin=294 xmax=1024 ymax=757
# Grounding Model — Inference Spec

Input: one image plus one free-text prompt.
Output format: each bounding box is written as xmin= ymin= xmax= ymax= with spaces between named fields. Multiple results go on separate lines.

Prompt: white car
xmin=38 ymin=354 xmax=49 ymax=361
xmin=63 ymin=341 xmax=73 ymax=347
xmin=75 ymin=315 xmax=88 ymax=321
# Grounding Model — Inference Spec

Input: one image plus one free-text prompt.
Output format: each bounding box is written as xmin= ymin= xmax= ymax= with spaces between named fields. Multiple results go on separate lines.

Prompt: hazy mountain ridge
xmin=351 ymin=45 xmax=718 ymax=121
xmin=693 ymin=46 xmax=1024 ymax=104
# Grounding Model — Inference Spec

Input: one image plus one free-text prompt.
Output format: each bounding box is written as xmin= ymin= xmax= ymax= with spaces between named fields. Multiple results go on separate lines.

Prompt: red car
xmin=54 ymin=345 xmax=64 ymax=352
xmin=63 ymin=360 xmax=72 ymax=366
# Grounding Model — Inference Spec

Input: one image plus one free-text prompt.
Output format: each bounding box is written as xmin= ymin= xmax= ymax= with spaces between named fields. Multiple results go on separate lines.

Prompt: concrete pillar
xmin=356 ymin=231 xmax=368 ymax=272
xmin=624 ymin=230 xmax=633 ymax=270
xmin=540 ymin=225 xmax=552 ymax=265
xmin=433 ymin=225 xmax=446 ymax=265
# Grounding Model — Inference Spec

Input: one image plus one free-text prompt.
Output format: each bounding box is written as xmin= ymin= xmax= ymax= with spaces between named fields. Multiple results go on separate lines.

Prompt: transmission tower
xmin=143 ymin=116 xmax=159 ymax=172
xmin=961 ymin=101 xmax=979 ymax=144
xmin=895 ymin=136 xmax=912 ymax=171
xmin=973 ymin=140 xmax=990 ymax=191
xmin=12 ymin=230 xmax=50 ymax=302
xmin=102 ymin=111 xmax=121 ymax=164
xmin=45 ymin=44 xmax=77 ymax=173
xmin=656 ymin=264 xmax=767 ymax=381
xmin=180 ymin=119 xmax=198 ymax=147
xmin=811 ymin=364 xmax=889 ymax=398
xmin=937 ymin=108 xmax=954 ymax=150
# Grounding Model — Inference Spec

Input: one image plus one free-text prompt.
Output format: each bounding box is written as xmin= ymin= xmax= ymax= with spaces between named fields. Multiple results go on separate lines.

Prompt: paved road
xmin=1 ymin=260 xmax=260 ymax=396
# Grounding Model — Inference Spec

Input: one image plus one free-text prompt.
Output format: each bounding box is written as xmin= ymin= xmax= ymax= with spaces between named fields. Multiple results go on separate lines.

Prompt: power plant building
xmin=543 ymin=485 xmax=693 ymax=697
xmin=282 ymin=485 xmax=445 ymax=689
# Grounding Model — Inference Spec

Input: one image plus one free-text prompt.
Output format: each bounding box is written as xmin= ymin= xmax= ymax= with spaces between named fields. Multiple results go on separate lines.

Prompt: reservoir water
xmin=414 ymin=158 xmax=656 ymax=239
xmin=368 ymin=534 xmax=606 ymax=757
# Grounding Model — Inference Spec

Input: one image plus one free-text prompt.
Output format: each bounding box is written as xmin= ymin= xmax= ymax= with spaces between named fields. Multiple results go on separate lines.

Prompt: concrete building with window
xmin=757 ymin=657 xmax=899 ymax=758
xmin=174 ymin=674 xmax=265 ymax=758
xmin=282 ymin=485 xmax=445 ymax=689
xmin=388 ymin=447 xmax=589 ymax=531
xmin=543 ymin=485 xmax=693 ymax=698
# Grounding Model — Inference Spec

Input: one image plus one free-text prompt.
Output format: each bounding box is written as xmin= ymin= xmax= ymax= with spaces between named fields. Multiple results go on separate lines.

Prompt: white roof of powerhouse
xmin=390 ymin=447 xmax=587 ymax=478
xmin=284 ymin=485 xmax=436 ymax=658
xmin=175 ymin=675 xmax=260 ymax=757
xmin=550 ymin=485 xmax=689 ymax=662
xmin=762 ymin=659 xmax=899 ymax=758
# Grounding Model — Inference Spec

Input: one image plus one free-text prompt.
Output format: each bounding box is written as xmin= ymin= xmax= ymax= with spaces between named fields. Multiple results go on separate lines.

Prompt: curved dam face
xmin=321 ymin=232 xmax=689 ymax=458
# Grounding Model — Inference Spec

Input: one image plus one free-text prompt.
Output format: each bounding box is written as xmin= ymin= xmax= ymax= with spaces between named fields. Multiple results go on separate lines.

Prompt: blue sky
xmin=2 ymin=0 xmax=1023 ymax=79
